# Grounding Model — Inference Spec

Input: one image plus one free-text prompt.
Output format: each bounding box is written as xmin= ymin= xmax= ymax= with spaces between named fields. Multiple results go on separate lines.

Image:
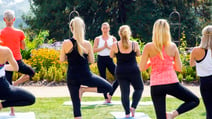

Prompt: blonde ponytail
xmin=152 ymin=19 xmax=171 ymax=59
xmin=70 ymin=17 xmax=86 ymax=57
xmin=119 ymin=25 xmax=131 ymax=49
xmin=200 ymin=25 xmax=212 ymax=49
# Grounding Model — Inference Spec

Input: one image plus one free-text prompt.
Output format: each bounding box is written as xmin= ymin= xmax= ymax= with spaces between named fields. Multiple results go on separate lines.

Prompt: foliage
xmin=23 ymin=0 xmax=210 ymax=47
xmin=28 ymin=48 xmax=61 ymax=71
xmin=21 ymin=30 xmax=49 ymax=59
xmin=185 ymin=75 xmax=194 ymax=82
xmin=17 ymin=30 xmax=199 ymax=82
xmin=177 ymin=73 xmax=183 ymax=82
xmin=142 ymin=71 xmax=150 ymax=81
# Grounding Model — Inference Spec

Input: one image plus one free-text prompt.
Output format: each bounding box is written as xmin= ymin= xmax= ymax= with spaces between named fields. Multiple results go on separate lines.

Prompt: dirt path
xmin=20 ymin=84 xmax=201 ymax=98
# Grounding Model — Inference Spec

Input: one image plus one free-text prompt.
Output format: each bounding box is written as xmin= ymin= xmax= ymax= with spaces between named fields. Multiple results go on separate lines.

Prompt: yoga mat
xmin=111 ymin=112 xmax=151 ymax=119
xmin=0 ymin=112 xmax=36 ymax=119
xmin=63 ymin=101 xmax=153 ymax=106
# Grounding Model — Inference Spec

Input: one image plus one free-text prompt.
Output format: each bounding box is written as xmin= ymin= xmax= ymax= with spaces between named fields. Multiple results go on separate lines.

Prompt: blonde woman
xmin=93 ymin=22 xmax=118 ymax=103
xmin=140 ymin=19 xmax=199 ymax=119
xmin=60 ymin=17 xmax=112 ymax=119
xmin=190 ymin=25 xmax=212 ymax=119
xmin=110 ymin=25 xmax=143 ymax=118
xmin=0 ymin=45 xmax=35 ymax=111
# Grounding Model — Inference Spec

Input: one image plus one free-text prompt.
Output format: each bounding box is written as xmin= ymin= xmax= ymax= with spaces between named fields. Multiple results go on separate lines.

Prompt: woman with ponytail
xmin=60 ymin=17 xmax=112 ymax=119
xmin=190 ymin=25 xmax=212 ymax=119
xmin=140 ymin=19 xmax=199 ymax=119
xmin=110 ymin=25 xmax=144 ymax=118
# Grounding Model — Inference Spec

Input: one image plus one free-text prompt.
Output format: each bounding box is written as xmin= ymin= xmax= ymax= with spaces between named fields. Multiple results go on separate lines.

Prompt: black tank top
xmin=115 ymin=42 xmax=140 ymax=74
xmin=66 ymin=38 xmax=90 ymax=78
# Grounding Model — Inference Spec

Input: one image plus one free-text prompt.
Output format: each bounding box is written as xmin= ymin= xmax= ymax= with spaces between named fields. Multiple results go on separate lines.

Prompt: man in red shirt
xmin=0 ymin=9 xmax=35 ymax=116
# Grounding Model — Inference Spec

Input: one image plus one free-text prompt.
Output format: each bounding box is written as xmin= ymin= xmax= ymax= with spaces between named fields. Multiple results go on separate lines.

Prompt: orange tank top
xmin=149 ymin=48 xmax=179 ymax=86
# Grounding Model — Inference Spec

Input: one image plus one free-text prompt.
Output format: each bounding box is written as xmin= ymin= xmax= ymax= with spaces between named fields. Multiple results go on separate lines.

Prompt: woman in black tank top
xmin=60 ymin=17 xmax=112 ymax=119
xmin=110 ymin=25 xmax=144 ymax=118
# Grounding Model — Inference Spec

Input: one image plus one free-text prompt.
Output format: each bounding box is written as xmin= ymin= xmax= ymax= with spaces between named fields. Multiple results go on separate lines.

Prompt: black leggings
xmin=200 ymin=76 xmax=212 ymax=119
xmin=6 ymin=60 xmax=35 ymax=84
xmin=67 ymin=73 xmax=113 ymax=117
xmin=0 ymin=77 xmax=35 ymax=108
xmin=151 ymin=83 xmax=199 ymax=119
xmin=117 ymin=74 xmax=143 ymax=115
xmin=97 ymin=55 xmax=119 ymax=99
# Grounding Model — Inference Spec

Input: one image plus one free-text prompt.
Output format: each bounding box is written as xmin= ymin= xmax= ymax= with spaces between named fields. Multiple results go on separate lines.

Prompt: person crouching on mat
xmin=0 ymin=44 xmax=35 ymax=112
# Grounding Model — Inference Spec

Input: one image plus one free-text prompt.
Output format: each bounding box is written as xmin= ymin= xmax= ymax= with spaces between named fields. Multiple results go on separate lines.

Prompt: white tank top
xmin=97 ymin=36 xmax=114 ymax=56
xmin=0 ymin=65 xmax=5 ymax=78
xmin=196 ymin=49 xmax=212 ymax=77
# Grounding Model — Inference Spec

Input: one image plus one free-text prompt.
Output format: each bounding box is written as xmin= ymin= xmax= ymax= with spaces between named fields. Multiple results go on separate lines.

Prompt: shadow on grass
xmin=200 ymin=112 xmax=206 ymax=117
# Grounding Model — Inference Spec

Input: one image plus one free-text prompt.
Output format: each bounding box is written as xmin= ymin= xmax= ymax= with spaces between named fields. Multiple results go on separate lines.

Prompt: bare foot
xmin=130 ymin=107 xmax=135 ymax=117
xmin=9 ymin=107 xmax=15 ymax=116
xmin=166 ymin=112 xmax=173 ymax=119
xmin=0 ymin=102 xmax=2 ymax=111
xmin=104 ymin=99 xmax=109 ymax=104
xmin=125 ymin=114 xmax=130 ymax=118
xmin=107 ymin=93 xmax=112 ymax=103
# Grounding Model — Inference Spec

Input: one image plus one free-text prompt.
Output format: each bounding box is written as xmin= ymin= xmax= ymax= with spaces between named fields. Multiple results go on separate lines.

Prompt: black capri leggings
xmin=6 ymin=60 xmax=35 ymax=84
xmin=67 ymin=73 xmax=113 ymax=117
xmin=117 ymin=73 xmax=144 ymax=115
xmin=200 ymin=76 xmax=212 ymax=119
xmin=97 ymin=55 xmax=119 ymax=99
xmin=0 ymin=77 xmax=35 ymax=108
xmin=151 ymin=83 xmax=199 ymax=119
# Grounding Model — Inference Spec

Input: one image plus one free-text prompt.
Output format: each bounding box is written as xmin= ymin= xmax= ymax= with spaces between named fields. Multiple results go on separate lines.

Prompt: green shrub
xmin=22 ymin=30 xmax=49 ymax=60
xmin=142 ymin=71 xmax=150 ymax=81
xmin=32 ymin=73 xmax=41 ymax=81
xmin=177 ymin=73 xmax=184 ymax=82
xmin=185 ymin=75 xmax=194 ymax=82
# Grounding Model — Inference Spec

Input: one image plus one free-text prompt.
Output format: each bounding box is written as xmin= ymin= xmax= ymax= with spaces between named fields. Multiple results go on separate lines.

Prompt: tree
xmin=23 ymin=0 xmax=210 ymax=46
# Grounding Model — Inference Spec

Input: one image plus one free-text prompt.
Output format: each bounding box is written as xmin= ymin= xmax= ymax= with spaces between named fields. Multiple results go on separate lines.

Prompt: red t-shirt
xmin=0 ymin=27 xmax=25 ymax=60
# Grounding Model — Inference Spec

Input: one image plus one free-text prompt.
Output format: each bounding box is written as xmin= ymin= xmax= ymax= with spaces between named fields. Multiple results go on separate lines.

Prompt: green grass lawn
xmin=1 ymin=97 xmax=206 ymax=119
